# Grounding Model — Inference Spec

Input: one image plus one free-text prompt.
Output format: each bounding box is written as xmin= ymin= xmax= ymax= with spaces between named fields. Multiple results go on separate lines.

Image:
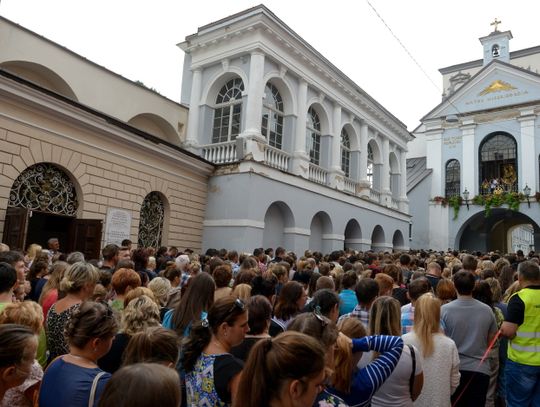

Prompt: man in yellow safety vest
xmin=500 ymin=260 xmax=540 ymax=407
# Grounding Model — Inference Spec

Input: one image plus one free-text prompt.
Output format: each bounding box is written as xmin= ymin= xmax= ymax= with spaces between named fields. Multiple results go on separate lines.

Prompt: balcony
xmin=343 ymin=177 xmax=358 ymax=195
xmin=309 ymin=163 xmax=328 ymax=185
xmin=264 ymin=145 xmax=290 ymax=171
xmin=202 ymin=141 xmax=237 ymax=164
xmin=369 ymin=188 xmax=381 ymax=203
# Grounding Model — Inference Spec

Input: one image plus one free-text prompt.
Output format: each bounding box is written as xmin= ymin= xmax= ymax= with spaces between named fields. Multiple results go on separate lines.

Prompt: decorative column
xmin=381 ymin=136 xmax=391 ymax=206
xmin=291 ymin=79 xmax=309 ymax=178
xmin=518 ymin=109 xmax=536 ymax=192
xmin=237 ymin=51 xmax=266 ymax=162
xmin=399 ymin=149 xmax=409 ymax=212
xmin=329 ymin=103 xmax=344 ymax=190
xmin=185 ymin=66 xmax=202 ymax=151
xmin=460 ymin=120 xmax=476 ymax=196
xmin=357 ymin=122 xmax=370 ymax=198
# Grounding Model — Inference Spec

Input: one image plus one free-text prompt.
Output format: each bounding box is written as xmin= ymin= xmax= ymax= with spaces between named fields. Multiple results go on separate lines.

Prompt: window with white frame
xmin=261 ymin=83 xmax=284 ymax=149
xmin=212 ymin=78 xmax=244 ymax=144
xmin=341 ymin=128 xmax=351 ymax=177
xmin=306 ymin=107 xmax=321 ymax=165
xmin=367 ymin=143 xmax=374 ymax=188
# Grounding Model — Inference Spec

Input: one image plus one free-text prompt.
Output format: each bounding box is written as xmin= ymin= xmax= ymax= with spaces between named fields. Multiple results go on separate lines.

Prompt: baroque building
xmin=180 ymin=5 xmax=412 ymax=253
xmin=409 ymin=22 xmax=540 ymax=252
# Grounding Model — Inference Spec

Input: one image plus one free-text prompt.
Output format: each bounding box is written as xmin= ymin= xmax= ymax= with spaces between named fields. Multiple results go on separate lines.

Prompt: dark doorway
xmin=27 ymin=211 xmax=73 ymax=252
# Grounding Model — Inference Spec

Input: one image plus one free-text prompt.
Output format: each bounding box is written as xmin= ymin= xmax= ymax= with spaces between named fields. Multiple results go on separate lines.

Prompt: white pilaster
xmin=399 ymin=149 xmax=409 ymax=212
xmin=292 ymin=79 xmax=309 ymax=178
xmin=185 ymin=66 xmax=202 ymax=149
xmin=381 ymin=136 xmax=390 ymax=193
xmin=518 ymin=109 xmax=536 ymax=192
xmin=425 ymin=128 xmax=443 ymax=197
xmin=357 ymin=122 xmax=370 ymax=197
xmin=329 ymin=103 xmax=344 ymax=189
xmin=238 ymin=52 xmax=266 ymax=161
xmin=460 ymin=121 xmax=476 ymax=196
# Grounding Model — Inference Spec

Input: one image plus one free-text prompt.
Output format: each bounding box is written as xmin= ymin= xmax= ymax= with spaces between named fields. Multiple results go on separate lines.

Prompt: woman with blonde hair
xmin=46 ymin=262 xmax=100 ymax=362
xmin=370 ymin=296 xmax=424 ymax=407
xmin=25 ymin=244 xmax=42 ymax=267
xmin=98 ymin=295 xmax=161 ymax=374
xmin=402 ymin=293 xmax=460 ymax=407
xmin=231 ymin=283 xmax=251 ymax=301
xmin=0 ymin=303 xmax=43 ymax=407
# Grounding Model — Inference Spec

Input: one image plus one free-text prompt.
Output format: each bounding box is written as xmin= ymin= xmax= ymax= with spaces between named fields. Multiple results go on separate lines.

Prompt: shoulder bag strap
xmin=407 ymin=344 xmax=416 ymax=398
xmin=88 ymin=371 xmax=107 ymax=407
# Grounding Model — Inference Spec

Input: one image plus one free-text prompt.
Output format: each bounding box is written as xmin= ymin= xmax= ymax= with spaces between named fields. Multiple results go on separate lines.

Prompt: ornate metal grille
xmin=445 ymin=159 xmax=461 ymax=197
xmin=137 ymin=192 xmax=164 ymax=248
xmin=9 ymin=163 xmax=78 ymax=216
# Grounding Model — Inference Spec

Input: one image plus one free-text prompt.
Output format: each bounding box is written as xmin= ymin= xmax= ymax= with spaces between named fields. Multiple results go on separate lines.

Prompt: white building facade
xmin=180 ymin=6 xmax=413 ymax=253
xmin=410 ymin=27 xmax=540 ymax=252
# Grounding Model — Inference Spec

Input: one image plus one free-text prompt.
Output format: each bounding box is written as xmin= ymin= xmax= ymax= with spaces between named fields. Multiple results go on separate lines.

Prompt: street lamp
xmin=462 ymin=188 xmax=470 ymax=210
xmin=523 ymin=184 xmax=531 ymax=208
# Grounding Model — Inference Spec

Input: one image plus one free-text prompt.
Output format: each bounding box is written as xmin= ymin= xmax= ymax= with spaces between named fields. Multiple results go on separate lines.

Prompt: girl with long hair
xmin=402 ymin=293 xmax=460 ymax=407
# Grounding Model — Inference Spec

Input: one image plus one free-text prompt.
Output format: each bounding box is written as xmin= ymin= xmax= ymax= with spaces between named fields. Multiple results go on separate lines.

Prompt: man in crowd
xmin=100 ymin=244 xmax=119 ymax=273
xmin=0 ymin=250 xmax=29 ymax=301
xmin=401 ymin=277 xmax=432 ymax=334
xmin=442 ymin=270 xmax=497 ymax=406
xmin=425 ymin=261 xmax=442 ymax=289
xmin=500 ymin=261 xmax=540 ymax=407
xmin=339 ymin=277 xmax=379 ymax=327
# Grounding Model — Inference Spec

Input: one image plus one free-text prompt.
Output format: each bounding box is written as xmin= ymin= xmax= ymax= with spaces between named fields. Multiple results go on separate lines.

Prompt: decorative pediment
xmin=423 ymin=61 xmax=540 ymax=121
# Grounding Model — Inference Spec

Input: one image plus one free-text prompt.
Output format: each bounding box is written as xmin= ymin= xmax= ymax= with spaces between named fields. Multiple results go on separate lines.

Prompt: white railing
xmin=202 ymin=141 xmax=237 ymax=164
xmin=390 ymin=198 xmax=400 ymax=209
xmin=344 ymin=177 xmax=357 ymax=194
xmin=264 ymin=145 xmax=290 ymax=171
xmin=370 ymin=188 xmax=381 ymax=203
xmin=309 ymin=163 xmax=328 ymax=185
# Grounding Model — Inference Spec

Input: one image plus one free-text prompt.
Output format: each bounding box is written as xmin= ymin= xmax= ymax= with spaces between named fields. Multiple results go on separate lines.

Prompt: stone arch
xmin=392 ymin=230 xmax=405 ymax=251
xmin=344 ymin=219 xmax=362 ymax=250
xmin=368 ymin=138 xmax=383 ymax=164
xmin=137 ymin=191 xmax=170 ymax=248
xmin=456 ymin=208 xmax=540 ymax=252
xmin=309 ymin=211 xmax=333 ymax=253
xmin=1 ymin=60 xmax=78 ymax=100
xmin=371 ymin=225 xmax=386 ymax=251
xmin=201 ymin=68 xmax=249 ymax=106
xmin=262 ymin=73 xmax=296 ymax=116
xmin=306 ymin=100 xmax=331 ymax=135
xmin=342 ymin=122 xmax=359 ymax=151
xmin=128 ymin=113 xmax=180 ymax=144
xmin=262 ymin=201 xmax=295 ymax=249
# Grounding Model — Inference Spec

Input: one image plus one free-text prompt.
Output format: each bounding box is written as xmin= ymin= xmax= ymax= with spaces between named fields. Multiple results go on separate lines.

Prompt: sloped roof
xmin=407 ymin=157 xmax=432 ymax=193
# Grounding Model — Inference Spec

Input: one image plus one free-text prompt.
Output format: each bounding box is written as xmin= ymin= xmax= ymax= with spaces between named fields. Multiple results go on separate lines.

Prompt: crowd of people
xmin=0 ymin=237 xmax=538 ymax=407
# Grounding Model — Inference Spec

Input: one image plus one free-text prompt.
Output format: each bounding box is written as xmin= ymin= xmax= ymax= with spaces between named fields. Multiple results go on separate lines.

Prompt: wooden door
xmin=71 ymin=219 xmax=103 ymax=261
xmin=2 ymin=207 xmax=29 ymax=251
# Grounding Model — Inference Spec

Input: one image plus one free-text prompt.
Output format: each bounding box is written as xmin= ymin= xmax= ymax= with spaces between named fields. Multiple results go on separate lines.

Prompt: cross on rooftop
xmin=490 ymin=18 xmax=501 ymax=32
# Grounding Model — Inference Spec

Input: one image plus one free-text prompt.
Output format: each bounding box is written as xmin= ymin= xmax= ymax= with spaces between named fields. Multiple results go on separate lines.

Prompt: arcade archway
xmin=456 ymin=208 xmax=540 ymax=253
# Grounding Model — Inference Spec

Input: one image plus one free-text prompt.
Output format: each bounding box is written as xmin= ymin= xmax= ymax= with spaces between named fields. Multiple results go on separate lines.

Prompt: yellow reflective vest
xmin=507 ymin=287 xmax=540 ymax=366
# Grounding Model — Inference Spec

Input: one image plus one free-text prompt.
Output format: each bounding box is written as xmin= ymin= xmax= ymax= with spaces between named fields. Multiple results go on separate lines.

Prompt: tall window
xmin=479 ymin=133 xmax=517 ymax=194
xmin=261 ymin=83 xmax=284 ymax=149
xmin=138 ymin=192 xmax=165 ymax=248
xmin=445 ymin=159 xmax=461 ymax=197
xmin=212 ymin=78 xmax=244 ymax=143
xmin=341 ymin=128 xmax=351 ymax=177
xmin=306 ymin=107 xmax=321 ymax=165
xmin=367 ymin=144 xmax=374 ymax=188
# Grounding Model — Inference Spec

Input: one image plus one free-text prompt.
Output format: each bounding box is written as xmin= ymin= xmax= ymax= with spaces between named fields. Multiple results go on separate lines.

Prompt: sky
xmin=1 ymin=0 xmax=539 ymax=130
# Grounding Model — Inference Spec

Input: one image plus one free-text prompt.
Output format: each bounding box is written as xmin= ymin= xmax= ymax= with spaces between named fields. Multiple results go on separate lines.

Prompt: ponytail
xmin=181 ymin=321 xmax=212 ymax=372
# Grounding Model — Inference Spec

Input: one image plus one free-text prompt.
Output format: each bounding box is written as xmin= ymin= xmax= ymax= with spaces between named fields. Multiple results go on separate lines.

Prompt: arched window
xmin=492 ymin=44 xmax=500 ymax=57
xmin=212 ymin=78 xmax=244 ymax=143
xmin=9 ymin=163 xmax=78 ymax=216
xmin=261 ymin=83 xmax=284 ymax=149
xmin=306 ymin=107 xmax=321 ymax=165
xmin=479 ymin=133 xmax=517 ymax=194
xmin=341 ymin=128 xmax=351 ymax=177
xmin=367 ymin=144 xmax=374 ymax=188
xmin=445 ymin=159 xmax=460 ymax=197
xmin=138 ymin=192 xmax=165 ymax=248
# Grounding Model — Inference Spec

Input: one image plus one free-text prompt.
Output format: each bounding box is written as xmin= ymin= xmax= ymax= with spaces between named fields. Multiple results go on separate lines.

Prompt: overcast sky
xmin=2 ymin=0 xmax=539 ymax=130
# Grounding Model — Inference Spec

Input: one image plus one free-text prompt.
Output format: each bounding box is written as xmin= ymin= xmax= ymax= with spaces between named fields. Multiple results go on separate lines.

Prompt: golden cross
xmin=490 ymin=18 xmax=501 ymax=32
